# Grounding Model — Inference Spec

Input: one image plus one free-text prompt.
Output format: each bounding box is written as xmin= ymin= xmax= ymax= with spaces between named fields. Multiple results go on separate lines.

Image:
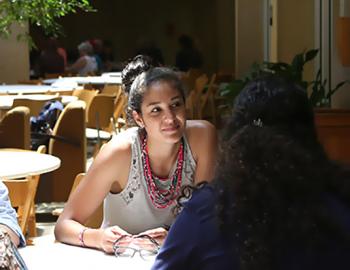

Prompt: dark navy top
xmin=152 ymin=185 xmax=350 ymax=270
xmin=151 ymin=185 xmax=236 ymax=270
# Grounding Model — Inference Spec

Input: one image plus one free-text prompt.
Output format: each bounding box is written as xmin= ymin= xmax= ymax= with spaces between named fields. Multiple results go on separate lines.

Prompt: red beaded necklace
xmin=141 ymin=134 xmax=184 ymax=209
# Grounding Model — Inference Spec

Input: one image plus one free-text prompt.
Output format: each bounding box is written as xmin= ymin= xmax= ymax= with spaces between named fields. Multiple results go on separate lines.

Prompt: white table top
xmin=86 ymin=128 xmax=112 ymax=140
xmin=0 ymin=150 xmax=61 ymax=179
xmin=43 ymin=75 xmax=122 ymax=85
xmin=0 ymin=84 xmax=79 ymax=94
xmin=19 ymin=235 xmax=155 ymax=270
xmin=0 ymin=95 xmax=78 ymax=109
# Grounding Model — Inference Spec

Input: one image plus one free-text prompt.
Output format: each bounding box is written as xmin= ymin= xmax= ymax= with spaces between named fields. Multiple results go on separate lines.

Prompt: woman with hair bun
xmin=54 ymin=55 xmax=217 ymax=254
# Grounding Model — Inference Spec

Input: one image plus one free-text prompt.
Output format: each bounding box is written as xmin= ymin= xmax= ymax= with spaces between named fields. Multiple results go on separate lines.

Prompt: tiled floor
xmin=36 ymin=222 xmax=56 ymax=237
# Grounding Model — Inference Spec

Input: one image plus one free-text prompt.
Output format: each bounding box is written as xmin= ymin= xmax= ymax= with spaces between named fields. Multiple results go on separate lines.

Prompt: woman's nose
xmin=163 ymin=108 xmax=176 ymax=122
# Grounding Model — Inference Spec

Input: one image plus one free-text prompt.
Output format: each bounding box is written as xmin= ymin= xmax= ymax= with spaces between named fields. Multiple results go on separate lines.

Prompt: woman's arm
xmin=0 ymin=181 xmax=24 ymax=247
xmin=66 ymin=56 xmax=86 ymax=74
xmin=186 ymin=120 xmax=218 ymax=184
xmin=54 ymin=134 xmax=132 ymax=253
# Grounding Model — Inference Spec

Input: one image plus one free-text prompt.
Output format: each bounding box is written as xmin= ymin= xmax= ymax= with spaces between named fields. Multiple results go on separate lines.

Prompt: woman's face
xmin=133 ymin=81 xmax=186 ymax=144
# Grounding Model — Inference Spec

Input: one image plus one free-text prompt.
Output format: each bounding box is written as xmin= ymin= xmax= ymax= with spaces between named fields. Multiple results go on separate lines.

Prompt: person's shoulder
xmin=94 ymin=128 xmax=135 ymax=163
xmin=183 ymin=184 xmax=216 ymax=219
xmin=185 ymin=120 xmax=216 ymax=140
xmin=185 ymin=120 xmax=217 ymax=160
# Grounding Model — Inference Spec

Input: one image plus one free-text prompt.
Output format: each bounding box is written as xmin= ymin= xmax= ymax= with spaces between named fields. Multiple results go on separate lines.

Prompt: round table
xmin=43 ymin=76 xmax=122 ymax=86
xmin=0 ymin=84 xmax=80 ymax=95
xmin=0 ymin=150 xmax=61 ymax=179
xmin=0 ymin=95 xmax=78 ymax=110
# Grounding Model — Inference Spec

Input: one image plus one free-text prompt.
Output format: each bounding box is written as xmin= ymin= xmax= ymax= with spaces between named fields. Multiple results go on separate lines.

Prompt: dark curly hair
xmin=214 ymin=75 xmax=350 ymax=270
xmin=121 ymin=55 xmax=185 ymax=126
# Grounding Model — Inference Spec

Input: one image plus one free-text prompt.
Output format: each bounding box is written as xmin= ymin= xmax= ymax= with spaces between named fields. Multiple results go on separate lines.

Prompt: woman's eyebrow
xmin=146 ymin=96 xmax=182 ymax=107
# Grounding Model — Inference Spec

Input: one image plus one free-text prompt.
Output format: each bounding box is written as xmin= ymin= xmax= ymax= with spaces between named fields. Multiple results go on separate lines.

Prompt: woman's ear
xmin=132 ymin=110 xmax=144 ymax=128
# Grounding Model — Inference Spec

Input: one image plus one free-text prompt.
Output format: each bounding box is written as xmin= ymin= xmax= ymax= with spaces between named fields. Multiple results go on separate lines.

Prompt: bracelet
xmin=78 ymin=227 xmax=89 ymax=247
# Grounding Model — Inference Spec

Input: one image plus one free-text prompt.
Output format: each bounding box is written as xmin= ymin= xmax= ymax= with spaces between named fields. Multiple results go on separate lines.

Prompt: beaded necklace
xmin=141 ymin=134 xmax=184 ymax=209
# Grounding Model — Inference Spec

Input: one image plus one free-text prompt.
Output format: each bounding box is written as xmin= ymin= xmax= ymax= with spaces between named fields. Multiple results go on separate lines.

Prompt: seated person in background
xmin=152 ymin=75 xmax=350 ymax=270
xmin=54 ymin=55 xmax=217 ymax=254
xmin=0 ymin=181 xmax=25 ymax=247
xmin=37 ymin=38 xmax=64 ymax=78
xmin=175 ymin=34 xmax=203 ymax=72
xmin=66 ymin=41 xmax=97 ymax=76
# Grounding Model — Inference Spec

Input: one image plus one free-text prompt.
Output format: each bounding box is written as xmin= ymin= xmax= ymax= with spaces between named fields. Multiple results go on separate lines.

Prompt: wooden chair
xmin=0 ymin=106 xmax=30 ymax=150
xmin=87 ymin=94 xmax=116 ymax=132
xmin=86 ymin=94 xmax=115 ymax=155
xmin=198 ymin=74 xmax=218 ymax=124
xmin=53 ymin=173 xmax=103 ymax=229
xmin=12 ymin=97 xmax=61 ymax=117
xmin=72 ymin=89 xmax=99 ymax=120
xmin=48 ymin=100 xmax=86 ymax=202
xmin=186 ymin=74 xmax=208 ymax=119
xmin=182 ymin=68 xmax=202 ymax=95
xmin=113 ymin=93 xmax=127 ymax=132
xmin=101 ymin=84 xmax=122 ymax=98
xmin=2 ymin=146 xmax=46 ymax=237
xmin=3 ymin=177 xmax=38 ymax=237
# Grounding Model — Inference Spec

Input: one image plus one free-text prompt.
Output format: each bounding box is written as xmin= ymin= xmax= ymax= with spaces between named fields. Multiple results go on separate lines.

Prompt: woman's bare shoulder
xmin=185 ymin=120 xmax=217 ymax=138
xmin=92 ymin=128 xmax=135 ymax=168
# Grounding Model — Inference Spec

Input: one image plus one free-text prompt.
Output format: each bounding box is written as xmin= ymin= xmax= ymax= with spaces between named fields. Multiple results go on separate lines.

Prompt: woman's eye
xmin=171 ymin=101 xmax=182 ymax=108
xmin=151 ymin=107 xmax=161 ymax=113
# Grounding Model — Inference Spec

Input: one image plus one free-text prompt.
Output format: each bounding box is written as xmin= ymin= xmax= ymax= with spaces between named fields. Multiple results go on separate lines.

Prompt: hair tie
xmin=253 ymin=118 xmax=263 ymax=127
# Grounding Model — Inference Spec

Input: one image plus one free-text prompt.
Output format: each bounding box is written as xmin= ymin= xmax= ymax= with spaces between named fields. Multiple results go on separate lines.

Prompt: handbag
xmin=0 ymin=230 xmax=28 ymax=270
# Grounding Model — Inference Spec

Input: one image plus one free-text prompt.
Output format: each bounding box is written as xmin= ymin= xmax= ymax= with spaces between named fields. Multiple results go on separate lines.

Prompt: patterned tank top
xmin=101 ymin=127 xmax=196 ymax=234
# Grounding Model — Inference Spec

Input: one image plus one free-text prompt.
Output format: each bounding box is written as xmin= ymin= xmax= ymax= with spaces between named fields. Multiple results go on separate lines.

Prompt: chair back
xmin=101 ymin=85 xmax=122 ymax=98
xmin=198 ymin=73 xmax=217 ymax=123
xmin=13 ymin=97 xmax=61 ymax=117
xmin=0 ymin=106 xmax=30 ymax=150
xmin=48 ymin=100 xmax=86 ymax=202
xmin=87 ymin=94 xmax=115 ymax=131
xmin=72 ymin=89 xmax=99 ymax=119
xmin=69 ymin=173 xmax=103 ymax=228
xmin=113 ymin=93 xmax=127 ymax=131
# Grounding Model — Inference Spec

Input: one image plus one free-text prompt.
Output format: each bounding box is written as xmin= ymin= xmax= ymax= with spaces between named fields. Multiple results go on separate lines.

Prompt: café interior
xmin=0 ymin=0 xmax=350 ymax=269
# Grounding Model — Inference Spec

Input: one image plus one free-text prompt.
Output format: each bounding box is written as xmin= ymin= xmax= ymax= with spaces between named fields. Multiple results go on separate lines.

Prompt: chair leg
xmin=27 ymin=200 xmax=37 ymax=237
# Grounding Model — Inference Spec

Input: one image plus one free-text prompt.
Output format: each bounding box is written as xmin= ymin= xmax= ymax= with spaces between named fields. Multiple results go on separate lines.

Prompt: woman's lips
xmin=162 ymin=125 xmax=179 ymax=132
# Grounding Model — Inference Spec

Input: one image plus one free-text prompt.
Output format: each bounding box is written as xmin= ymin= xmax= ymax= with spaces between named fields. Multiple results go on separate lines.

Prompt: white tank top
xmin=79 ymin=55 xmax=97 ymax=76
xmin=101 ymin=127 xmax=196 ymax=234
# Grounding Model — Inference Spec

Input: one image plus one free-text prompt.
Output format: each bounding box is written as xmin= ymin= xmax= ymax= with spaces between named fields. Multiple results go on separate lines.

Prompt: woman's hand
xmin=136 ymin=227 xmax=168 ymax=246
xmin=98 ymin=226 xmax=131 ymax=254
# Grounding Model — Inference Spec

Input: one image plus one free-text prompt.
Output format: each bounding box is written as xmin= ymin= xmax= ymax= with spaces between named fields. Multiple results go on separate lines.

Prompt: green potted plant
xmin=219 ymin=49 xmax=350 ymax=164
xmin=218 ymin=49 xmax=340 ymax=110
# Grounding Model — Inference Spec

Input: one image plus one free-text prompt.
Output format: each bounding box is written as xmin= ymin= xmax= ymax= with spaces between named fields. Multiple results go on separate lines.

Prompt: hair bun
xmin=121 ymin=55 xmax=154 ymax=94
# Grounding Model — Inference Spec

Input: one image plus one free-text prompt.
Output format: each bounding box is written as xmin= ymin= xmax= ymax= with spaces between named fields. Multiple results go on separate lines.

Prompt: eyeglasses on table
xmin=113 ymin=234 xmax=160 ymax=261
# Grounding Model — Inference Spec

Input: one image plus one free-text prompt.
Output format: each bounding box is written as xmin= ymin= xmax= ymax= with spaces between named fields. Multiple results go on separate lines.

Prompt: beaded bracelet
xmin=78 ymin=227 xmax=89 ymax=247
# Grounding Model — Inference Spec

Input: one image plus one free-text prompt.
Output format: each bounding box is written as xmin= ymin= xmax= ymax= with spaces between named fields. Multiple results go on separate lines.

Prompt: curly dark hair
xmin=213 ymin=75 xmax=350 ymax=269
xmin=121 ymin=55 xmax=185 ymax=126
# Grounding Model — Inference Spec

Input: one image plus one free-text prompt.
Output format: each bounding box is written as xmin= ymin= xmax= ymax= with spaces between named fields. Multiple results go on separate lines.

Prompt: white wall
xmin=235 ymin=0 xmax=264 ymax=78
xmin=0 ymin=23 xmax=29 ymax=84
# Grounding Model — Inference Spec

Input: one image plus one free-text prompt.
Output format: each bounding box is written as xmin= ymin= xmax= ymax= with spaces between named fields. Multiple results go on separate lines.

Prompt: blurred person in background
xmin=66 ymin=41 xmax=97 ymax=76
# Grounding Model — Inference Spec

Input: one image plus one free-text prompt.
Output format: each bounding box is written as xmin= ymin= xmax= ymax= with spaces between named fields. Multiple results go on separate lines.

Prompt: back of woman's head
xmin=216 ymin=75 xmax=349 ymax=269
xmin=225 ymin=75 xmax=319 ymax=151
xmin=121 ymin=55 xmax=185 ymax=125
xmin=216 ymin=124 xmax=340 ymax=270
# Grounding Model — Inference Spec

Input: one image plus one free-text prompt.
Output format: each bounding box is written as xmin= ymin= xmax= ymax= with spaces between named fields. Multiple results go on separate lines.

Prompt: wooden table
xmin=0 ymin=150 xmax=61 ymax=179
xmin=0 ymin=85 xmax=79 ymax=95
xmin=19 ymin=235 xmax=155 ymax=270
xmin=43 ymin=75 xmax=122 ymax=86
xmin=0 ymin=94 xmax=78 ymax=110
